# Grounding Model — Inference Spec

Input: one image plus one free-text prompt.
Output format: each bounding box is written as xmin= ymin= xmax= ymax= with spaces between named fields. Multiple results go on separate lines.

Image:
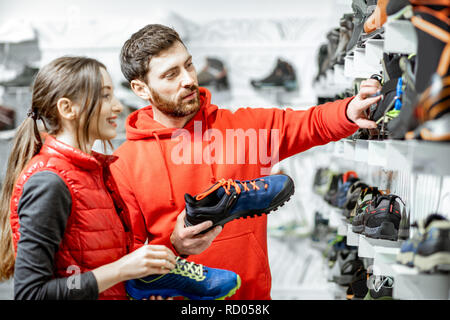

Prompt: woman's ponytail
xmin=0 ymin=115 xmax=43 ymax=280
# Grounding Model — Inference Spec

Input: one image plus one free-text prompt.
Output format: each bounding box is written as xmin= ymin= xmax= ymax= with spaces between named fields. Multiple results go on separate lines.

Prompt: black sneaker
xmin=0 ymin=105 xmax=15 ymax=130
xmin=363 ymin=194 xmax=405 ymax=241
xmin=0 ymin=65 xmax=39 ymax=88
xmin=184 ymin=174 xmax=295 ymax=233
xmin=197 ymin=57 xmax=229 ymax=91
xmin=349 ymin=186 xmax=382 ymax=224
xmin=250 ymin=58 xmax=298 ymax=92
xmin=364 ymin=275 xmax=394 ymax=300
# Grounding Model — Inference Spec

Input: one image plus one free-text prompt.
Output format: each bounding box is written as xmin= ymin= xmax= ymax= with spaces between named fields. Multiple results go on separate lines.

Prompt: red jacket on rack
xmin=10 ymin=135 xmax=134 ymax=300
xmin=111 ymin=87 xmax=359 ymax=299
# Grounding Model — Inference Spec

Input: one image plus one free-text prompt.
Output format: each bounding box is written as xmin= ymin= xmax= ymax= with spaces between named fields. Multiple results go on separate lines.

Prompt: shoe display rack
xmin=304 ymin=0 xmax=450 ymax=300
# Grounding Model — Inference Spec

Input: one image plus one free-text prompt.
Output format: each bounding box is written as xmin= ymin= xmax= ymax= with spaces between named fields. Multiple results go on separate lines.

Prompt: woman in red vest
xmin=0 ymin=56 xmax=177 ymax=299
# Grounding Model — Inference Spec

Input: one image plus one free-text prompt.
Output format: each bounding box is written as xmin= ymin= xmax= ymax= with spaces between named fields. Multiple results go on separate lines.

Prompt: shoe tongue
xmin=424 ymin=213 xmax=447 ymax=228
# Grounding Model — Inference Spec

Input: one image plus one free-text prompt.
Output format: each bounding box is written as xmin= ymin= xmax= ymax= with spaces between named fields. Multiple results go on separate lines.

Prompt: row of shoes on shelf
xmin=199 ymin=57 xmax=299 ymax=93
xmin=313 ymin=168 xmax=408 ymax=242
xmin=320 ymin=234 xmax=395 ymax=300
xmin=313 ymin=166 xmax=450 ymax=270
xmin=315 ymin=0 xmax=449 ymax=142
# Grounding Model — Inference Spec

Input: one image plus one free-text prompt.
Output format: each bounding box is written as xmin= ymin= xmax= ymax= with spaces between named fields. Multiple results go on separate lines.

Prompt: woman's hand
xmin=92 ymin=244 xmax=177 ymax=294
xmin=116 ymin=244 xmax=177 ymax=282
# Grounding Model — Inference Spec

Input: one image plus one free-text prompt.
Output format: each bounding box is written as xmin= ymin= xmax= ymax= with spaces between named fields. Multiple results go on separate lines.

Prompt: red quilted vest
xmin=10 ymin=135 xmax=133 ymax=300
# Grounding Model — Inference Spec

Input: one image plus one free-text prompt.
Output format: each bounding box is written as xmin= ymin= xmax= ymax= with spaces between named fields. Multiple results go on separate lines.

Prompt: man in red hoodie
xmin=112 ymin=24 xmax=382 ymax=300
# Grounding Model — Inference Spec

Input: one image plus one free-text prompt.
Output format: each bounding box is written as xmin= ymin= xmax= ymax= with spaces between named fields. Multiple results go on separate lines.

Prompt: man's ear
xmin=56 ymin=97 xmax=78 ymax=120
xmin=130 ymin=79 xmax=152 ymax=101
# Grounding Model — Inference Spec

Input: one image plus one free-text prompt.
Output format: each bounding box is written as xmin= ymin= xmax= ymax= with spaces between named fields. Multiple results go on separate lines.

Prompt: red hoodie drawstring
xmin=153 ymin=132 xmax=176 ymax=206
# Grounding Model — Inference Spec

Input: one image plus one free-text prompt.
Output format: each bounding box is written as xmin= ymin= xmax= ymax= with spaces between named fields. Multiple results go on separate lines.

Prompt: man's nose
xmin=180 ymin=69 xmax=195 ymax=88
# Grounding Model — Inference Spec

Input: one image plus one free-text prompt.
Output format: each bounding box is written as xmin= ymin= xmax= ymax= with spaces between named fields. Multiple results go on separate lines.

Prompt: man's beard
xmin=150 ymin=86 xmax=200 ymax=118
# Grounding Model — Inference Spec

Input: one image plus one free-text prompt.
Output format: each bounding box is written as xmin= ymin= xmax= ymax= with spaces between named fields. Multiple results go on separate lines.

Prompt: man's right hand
xmin=170 ymin=209 xmax=222 ymax=256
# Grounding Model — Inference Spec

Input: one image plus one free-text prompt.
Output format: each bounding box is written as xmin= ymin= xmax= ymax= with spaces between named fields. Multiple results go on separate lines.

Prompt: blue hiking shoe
xmin=125 ymin=257 xmax=241 ymax=300
xmin=396 ymin=219 xmax=425 ymax=267
xmin=414 ymin=214 xmax=450 ymax=273
xmin=184 ymin=174 xmax=295 ymax=233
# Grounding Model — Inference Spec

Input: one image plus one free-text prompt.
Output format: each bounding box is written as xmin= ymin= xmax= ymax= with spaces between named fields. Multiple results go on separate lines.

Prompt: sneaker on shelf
xmin=250 ymin=58 xmax=298 ymax=92
xmin=362 ymin=194 xmax=405 ymax=241
xmin=197 ymin=57 xmax=230 ymax=91
xmin=364 ymin=275 xmax=394 ymax=300
xmin=396 ymin=218 xmax=425 ymax=267
xmin=0 ymin=65 xmax=39 ymax=88
xmin=405 ymin=74 xmax=450 ymax=142
xmin=333 ymin=256 xmax=364 ymax=286
xmin=342 ymin=181 xmax=370 ymax=219
xmin=184 ymin=174 xmax=295 ymax=234
xmin=125 ymin=257 xmax=241 ymax=300
xmin=324 ymin=173 xmax=343 ymax=206
xmin=335 ymin=171 xmax=359 ymax=209
xmin=346 ymin=0 xmax=368 ymax=52
xmin=347 ymin=267 xmax=368 ymax=300
xmin=414 ymin=213 xmax=450 ymax=273
xmin=349 ymin=186 xmax=382 ymax=225
xmin=313 ymin=167 xmax=335 ymax=196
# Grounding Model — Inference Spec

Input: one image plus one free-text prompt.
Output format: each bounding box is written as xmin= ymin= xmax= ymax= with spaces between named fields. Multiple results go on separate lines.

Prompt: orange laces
xmin=195 ymin=178 xmax=268 ymax=201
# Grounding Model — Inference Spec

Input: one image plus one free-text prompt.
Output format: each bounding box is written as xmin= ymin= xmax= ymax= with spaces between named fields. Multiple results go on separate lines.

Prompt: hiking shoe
xmin=362 ymin=194 xmax=404 ymax=241
xmin=324 ymin=173 xmax=344 ymax=206
xmin=414 ymin=213 xmax=450 ymax=273
xmin=197 ymin=57 xmax=229 ymax=91
xmin=348 ymin=267 xmax=368 ymax=300
xmin=250 ymin=58 xmax=298 ymax=91
xmin=0 ymin=65 xmax=39 ymax=88
xmin=333 ymin=256 xmax=364 ymax=286
xmin=364 ymin=275 xmax=394 ymax=300
xmin=335 ymin=171 xmax=359 ymax=209
xmin=396 ymin=218 xmax=425 ymax=267
xmin=313 ymin=167 xmax=334 ymax=196
xmin=349 ymin=186 xmax=382 ymax=225
xmin=343 ymin=181 xmax=370 ymax=219
xmin=184 ymin=174 xmax=295 ymax=233
xmin=125 ymin=257 xmax=241 ymax=300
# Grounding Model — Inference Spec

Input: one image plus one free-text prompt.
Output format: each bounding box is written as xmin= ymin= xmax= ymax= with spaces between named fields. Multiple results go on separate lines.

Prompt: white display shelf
xmin=346 ymin=225 xmax=360 ymax=246
xmin=331 ymin=139 xmax=450 ymax=176
xmin=365 ymin=39 xmax=384 ymax=67
xmin=353 ymin=48 xmax=382 ymax=78
xmin=384 ymin=19 xmax=417 ymax=55
xmin=357 ymin=235 xmax=403 ymax=259
xmin=391 ymin=264 xmax=450 ymax=300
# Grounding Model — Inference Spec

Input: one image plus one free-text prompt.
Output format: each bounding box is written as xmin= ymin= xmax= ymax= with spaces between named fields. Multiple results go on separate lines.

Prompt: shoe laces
xmin=172 ymin=257 xmax=206 ymax=281
xmin=195 ymin=178 xmax=268 ymax=200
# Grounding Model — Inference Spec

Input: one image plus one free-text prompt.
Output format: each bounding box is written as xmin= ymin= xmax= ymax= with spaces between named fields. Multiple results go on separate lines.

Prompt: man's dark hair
xmin=120 ymin=24 xmax=184 ymax=83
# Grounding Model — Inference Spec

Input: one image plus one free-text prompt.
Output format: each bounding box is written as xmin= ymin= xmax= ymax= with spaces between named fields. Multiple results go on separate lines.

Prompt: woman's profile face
xmin=89 ymin=68 xmax=124 ymax=142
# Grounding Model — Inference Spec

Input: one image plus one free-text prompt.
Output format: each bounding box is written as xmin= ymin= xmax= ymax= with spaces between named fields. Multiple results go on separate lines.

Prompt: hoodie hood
xmin=125 ymin=87 xmax=217 ymax=140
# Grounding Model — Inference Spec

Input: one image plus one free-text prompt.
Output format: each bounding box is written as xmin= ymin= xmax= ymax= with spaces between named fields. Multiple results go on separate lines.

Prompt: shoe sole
xmin=126 ymin=275 xmax=241 ymax=300
xmin=364 ymin=221 xmax=398 ymax=241
xmin=396 ymin=251 xmax=415 ymax=267
xmin=413 ymin=252 xmax=450 ymax=273
xmin=199 ymin=176 xmax=295 ymax=233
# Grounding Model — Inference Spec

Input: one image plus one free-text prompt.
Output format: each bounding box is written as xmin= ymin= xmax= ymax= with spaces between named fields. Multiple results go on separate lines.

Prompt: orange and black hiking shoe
xmin=184 ymin=174 xmax=295 ymax=234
